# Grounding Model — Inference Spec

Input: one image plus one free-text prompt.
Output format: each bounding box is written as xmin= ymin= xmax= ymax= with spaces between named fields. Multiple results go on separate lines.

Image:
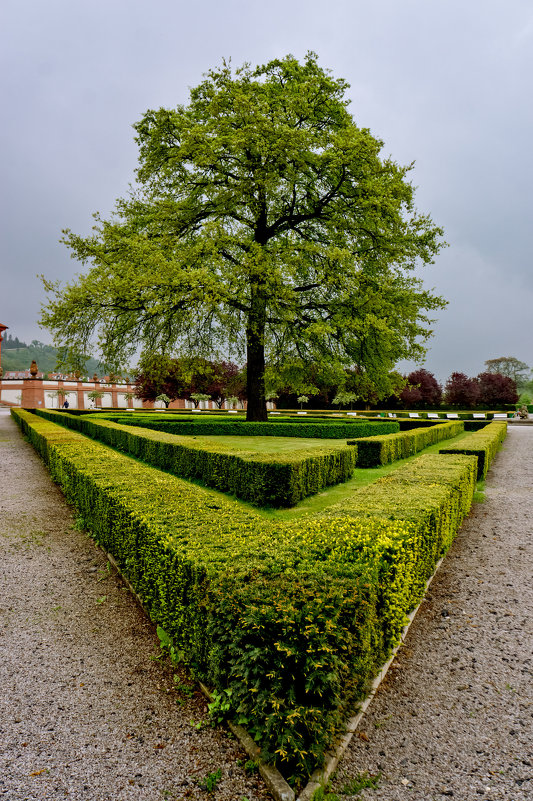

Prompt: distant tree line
xmin=3 ymin=334 xmax=29 ymax=349
xmin=134 ymin=354 xmax=528 ymax=410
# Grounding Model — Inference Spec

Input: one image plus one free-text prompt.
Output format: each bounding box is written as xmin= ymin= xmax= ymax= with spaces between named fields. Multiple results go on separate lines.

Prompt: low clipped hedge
xmin=34 ymin=409 xmax=357 ymax=508
xmin=12 ymin=408 xmax=480 ymax=788
xmin=350 ymin=420 xmax=465 ymax=467
xmin=439 ymin=420 xmax=507 ymax=479
xmin=91 ymin=413 xmax=399 ymax=439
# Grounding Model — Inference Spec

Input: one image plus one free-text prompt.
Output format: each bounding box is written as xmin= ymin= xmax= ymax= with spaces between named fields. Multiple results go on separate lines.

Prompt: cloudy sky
xmin=1 ymin=0 xmax=532 ymax=382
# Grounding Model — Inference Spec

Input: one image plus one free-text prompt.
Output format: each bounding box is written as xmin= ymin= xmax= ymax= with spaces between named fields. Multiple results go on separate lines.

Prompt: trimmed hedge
xmin=12 ymin=408 xmax=481 ymax=787
xmin=91 ymin=412 xmax=399 ymax=439
xmin=34 ymin=409 xmax=357 ymax=508
xmin=439 ymin=421 xmax=507 ymax=479
xmin=350 ymin=420 xmax=465 ymax=467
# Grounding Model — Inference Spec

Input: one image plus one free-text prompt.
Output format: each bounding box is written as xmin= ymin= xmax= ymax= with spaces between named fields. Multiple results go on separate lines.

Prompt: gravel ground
xmin=0 ymin=410 xmax=269 ymax=801
xmin=1 ymin=410 xmax=531 ymax=801
xmin=329 ymin=424 xmax=533 ymax=801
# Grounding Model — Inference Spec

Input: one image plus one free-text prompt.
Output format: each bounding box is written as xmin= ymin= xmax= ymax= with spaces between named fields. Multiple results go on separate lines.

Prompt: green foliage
xmin=34 ymin=408 xmax=365 ymax=507
xmin=40 ymin=53 xmax=446 ymax=422
xmin=484 ymin=356 xmax=529 ymax=385
xmin=340 ymin=771 xmax=381 ymax=794
xmin=198 ymin=769 xmax=222 ymax=792
xmin=11 ymin=408 xmax=484 ymax=787
xmin=352 ymin=421 xmax=464 ymax=467
xmin=207 ymin=689 xmax=233 ymax=725
xmin=331 ymin=391 xmax=358 ymax=409
xmin=91 ymin=412 xmax=399 ymax=440
xmin=0 ymin=340 xmax=100 ymax=375
xmin=439 ymin=421 xmax=507 ymax=479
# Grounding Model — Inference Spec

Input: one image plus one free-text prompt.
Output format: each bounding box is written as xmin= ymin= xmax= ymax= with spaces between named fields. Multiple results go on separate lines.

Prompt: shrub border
xmin=348 ymin=420 xmax=464 ymax=467
xmin=34 ymin=408 xmax=360 ymax=508
xmin=12 ymin=408 xmax=482 ymax=792
xmin=439 ymin=420 xmax=507 ymax=479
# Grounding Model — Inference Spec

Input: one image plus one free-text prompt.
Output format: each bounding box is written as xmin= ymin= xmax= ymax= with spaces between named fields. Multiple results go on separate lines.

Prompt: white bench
xmin=346 ymin=412 xmax=358 ymax=417
xmin=408 ymin=412 xmax=420 ymax=418
xmin=446 ymin=413 xmax=459 ymax=419
xmin=297 ymin=411 xmax=307 ymax=415
xmin=493 ymin=413 xmax=507 ymax=419
xmin=473 ymin=413 xmax=486 ymax=419
xmin=427 ymin=413 xmax=439 ymax=419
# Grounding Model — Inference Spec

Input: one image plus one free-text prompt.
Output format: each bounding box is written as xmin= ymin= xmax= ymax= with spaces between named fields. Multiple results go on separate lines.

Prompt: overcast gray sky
xmin=1 ymin=0 xmax=532 ymax=382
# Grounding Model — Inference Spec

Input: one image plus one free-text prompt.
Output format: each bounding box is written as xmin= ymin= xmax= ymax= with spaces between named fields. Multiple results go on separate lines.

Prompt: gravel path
xmin=0 ymin=410 xmax=269 ymax=801
xmin=329 ymin=425 xmax=533 ymax=800
xmin=1 ymin=411 xmax=531 ymax=801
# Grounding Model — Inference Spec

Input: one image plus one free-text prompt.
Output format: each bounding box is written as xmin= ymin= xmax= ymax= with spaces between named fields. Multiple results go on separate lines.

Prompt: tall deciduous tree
xmin=400 ymin=368 xmax=442 ymax=408
xmin=484 ymin=356 xmax=529 ymax=386
xmin=477 ymin=372 xmax=518 ymax=406
xmin=444 ymin=372 xmax=480 ymax=407
xmin=40 ymin=53 xmax=446 ymax=421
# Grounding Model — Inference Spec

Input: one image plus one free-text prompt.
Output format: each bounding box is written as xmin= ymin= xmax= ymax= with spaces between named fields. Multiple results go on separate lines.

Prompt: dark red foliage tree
xmin=400 ymin=368 xmax=442 ymax=408
xmin=444 ymin=372 xmax=480 ymax=407
xmin=206 ymin=361 xmax=246 ymax=408
xmin=476 ymin=372 xmax=518 ymax=406
xmin=133 ymin=356 xmax=189 ymax=404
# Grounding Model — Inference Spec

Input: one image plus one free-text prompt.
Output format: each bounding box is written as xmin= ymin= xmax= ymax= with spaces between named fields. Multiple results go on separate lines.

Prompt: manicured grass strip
xmin=91 ymin=413 xmax=399 ymax=440
xmin=34 ymin=408 xmax=357 ymax=508
xmin=350 ymin=421 xmax=464 ymax=467
xmin=439 ymin=421 xmax=507 ymax=479
xmin=12 ymin=408 xmax=477 ymax=788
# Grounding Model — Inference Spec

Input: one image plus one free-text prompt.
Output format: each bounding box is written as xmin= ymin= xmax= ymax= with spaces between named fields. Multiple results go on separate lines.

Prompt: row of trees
xmin=401 ymin=368 xmax=519 ymax=408
xmin=133 ymin=355 xmax=525 ymax=410
xmin=134 ymin=354 xmax=246 ymax=408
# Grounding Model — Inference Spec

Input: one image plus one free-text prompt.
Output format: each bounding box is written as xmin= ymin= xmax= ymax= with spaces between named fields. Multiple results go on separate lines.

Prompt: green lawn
xmin=178 ymin=427 xmax=478 ymax=520
xmin=185 ymin=434 xmax=349 ymax=453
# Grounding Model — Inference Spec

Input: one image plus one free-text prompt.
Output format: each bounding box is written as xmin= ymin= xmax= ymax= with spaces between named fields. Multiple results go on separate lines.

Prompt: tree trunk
xmin=246 ymin=289 xmax=268 ymax=422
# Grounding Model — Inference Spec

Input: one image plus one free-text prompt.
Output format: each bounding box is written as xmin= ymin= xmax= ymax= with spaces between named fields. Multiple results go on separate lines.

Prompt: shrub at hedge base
xmin=33 ymin=409 xmax=358 ymax=508
xmin=13 ymin=409 xmax=480 ymax=788
xmin=439 ymin=420 xmax=507 ymax=479
xmin=351 ymin=420 xmax=464 ymax=467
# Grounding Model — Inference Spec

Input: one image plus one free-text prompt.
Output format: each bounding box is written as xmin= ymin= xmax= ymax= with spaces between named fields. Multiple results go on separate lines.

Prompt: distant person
xmin=63 ymin=399 xmax=69 ymax=409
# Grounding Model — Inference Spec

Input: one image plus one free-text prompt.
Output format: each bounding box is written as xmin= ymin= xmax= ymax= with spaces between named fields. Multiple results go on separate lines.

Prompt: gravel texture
xmin=0 ymin=410 xmax=269 ymax=801
xmin=329 ymin=424 xmax=533 ymax=801
xmin=1 ymin=410 xmax=531 ymax=801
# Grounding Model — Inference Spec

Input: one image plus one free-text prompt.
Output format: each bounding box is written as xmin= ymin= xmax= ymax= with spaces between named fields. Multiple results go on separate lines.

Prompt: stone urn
xmin=29 ymin=360 xmax=38 ymax=378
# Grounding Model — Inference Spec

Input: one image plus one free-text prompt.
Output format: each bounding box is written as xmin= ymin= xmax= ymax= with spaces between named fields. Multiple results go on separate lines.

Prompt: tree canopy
xmin=40 ymin=52 xmax=447 ymax=420
xmin=484 ymin=356 xmax=529 ymax=386
xmin=400 ymin=368 xmax=442 ymax=408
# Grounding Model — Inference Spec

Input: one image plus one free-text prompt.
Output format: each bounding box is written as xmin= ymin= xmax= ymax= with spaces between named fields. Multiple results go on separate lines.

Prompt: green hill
xmin=1 ymin=342 xmax=101 ymax=376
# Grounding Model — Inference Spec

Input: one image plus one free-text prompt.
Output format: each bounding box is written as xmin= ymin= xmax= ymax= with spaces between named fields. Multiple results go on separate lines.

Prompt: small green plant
xmin=473 ymin=479 xmax=486 ymax=503
xmin=311 ymin=785 xmax=340 ymax=801
xmin=243 ymin=759 xmax=258 ymax=775
xmin=207 ymin=688 xmax=233 ymax=725
xmin=340 ymin=771 xmax=381 ymax=795
xmin=74 ymin=516 xmax=86 ymax=530
xmin=173 ymin=676 xmax=194 ymax=696
xmin=96 ymin=595 xmax=107 ymax=604
xmin=173 ymin=676 xmax=195 ymax=705
xmin=198 ymin=768 xmax=222 ymax=792
xmin=156 ymin=625 xmax=184 ymax=665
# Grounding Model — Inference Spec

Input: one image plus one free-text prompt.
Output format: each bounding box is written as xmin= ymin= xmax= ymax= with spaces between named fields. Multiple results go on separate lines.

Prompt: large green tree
xmin=41 ymin=53 xmax=446 ymax=421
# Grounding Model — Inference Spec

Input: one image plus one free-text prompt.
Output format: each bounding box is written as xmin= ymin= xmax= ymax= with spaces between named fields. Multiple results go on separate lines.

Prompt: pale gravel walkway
xmin=330 ymin=425 xmax=533 ymax=800
xmin=1 ymin=411 xmax=532 ymax=801
xmin=0 ymin=410 xmax=269 ymax=801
